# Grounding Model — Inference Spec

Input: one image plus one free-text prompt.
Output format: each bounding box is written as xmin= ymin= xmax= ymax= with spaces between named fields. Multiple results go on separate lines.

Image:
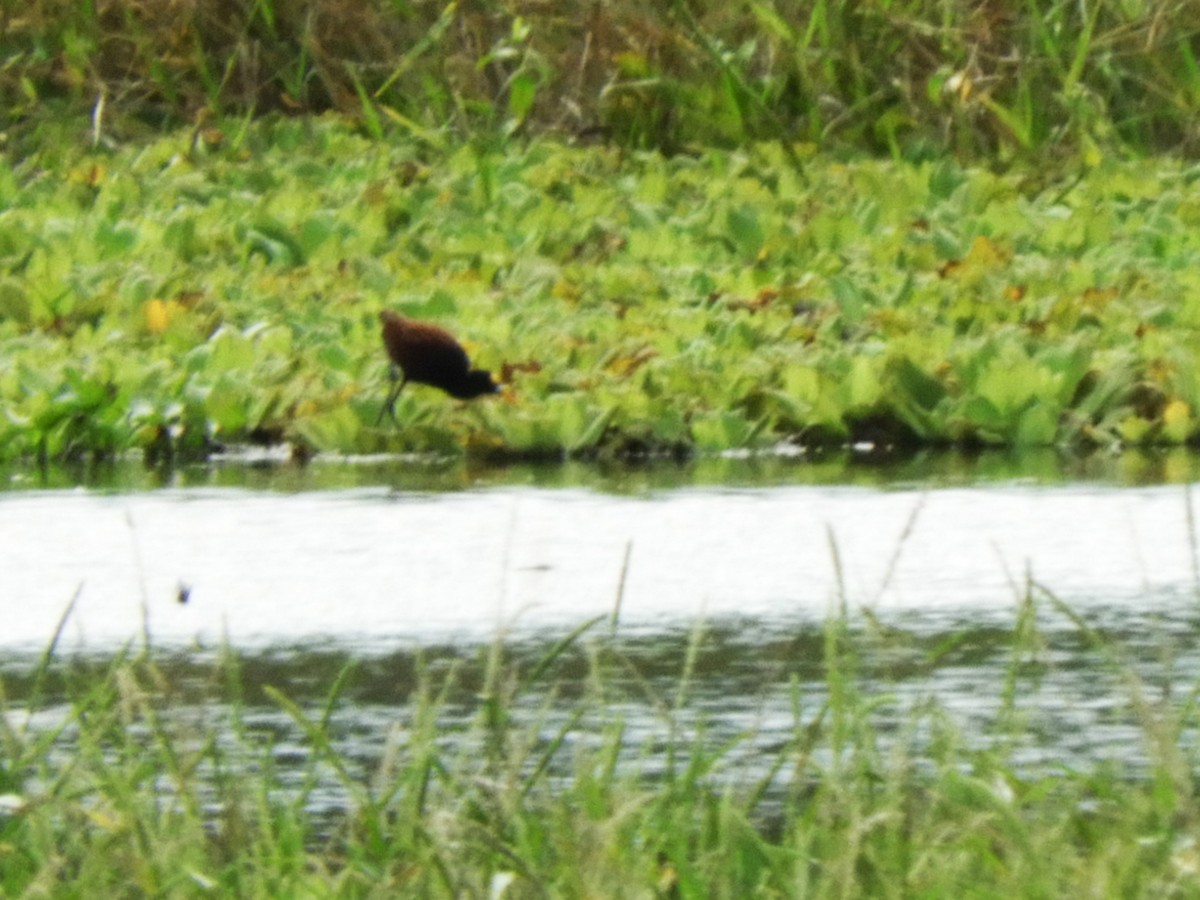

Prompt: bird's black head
xmin=448 ymin=369 xmax=501 ymax=400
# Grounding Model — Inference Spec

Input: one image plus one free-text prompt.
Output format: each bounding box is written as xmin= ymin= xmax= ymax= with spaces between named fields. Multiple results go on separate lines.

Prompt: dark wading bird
xmin=376 ymin=309 xmax=500 ymax=425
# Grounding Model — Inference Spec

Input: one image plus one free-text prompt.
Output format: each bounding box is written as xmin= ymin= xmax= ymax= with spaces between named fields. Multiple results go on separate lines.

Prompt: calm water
xmin=3 ymin=450 xmax=1200 ymax=651
xmin=4 ymin=449 xmax=1200 ymax=820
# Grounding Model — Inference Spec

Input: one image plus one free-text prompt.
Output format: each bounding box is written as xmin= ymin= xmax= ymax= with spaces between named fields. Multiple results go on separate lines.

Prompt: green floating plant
xmin=0 ymin=120 xmax=1199 ymax=462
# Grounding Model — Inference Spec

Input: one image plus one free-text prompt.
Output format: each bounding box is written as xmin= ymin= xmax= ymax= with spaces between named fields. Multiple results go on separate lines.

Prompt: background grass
xmin=3 ymin=0 xmax=1200 ymax=160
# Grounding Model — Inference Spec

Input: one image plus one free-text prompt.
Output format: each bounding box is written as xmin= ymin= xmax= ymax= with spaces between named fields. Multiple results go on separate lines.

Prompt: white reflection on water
xmin=0 ymin=484 xmax=1196 ymax=651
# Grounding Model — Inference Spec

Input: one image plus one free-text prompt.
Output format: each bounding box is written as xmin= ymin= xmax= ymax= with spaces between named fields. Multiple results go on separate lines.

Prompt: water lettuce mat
xmin=2 ymin=120 xmax=1199 ymax=462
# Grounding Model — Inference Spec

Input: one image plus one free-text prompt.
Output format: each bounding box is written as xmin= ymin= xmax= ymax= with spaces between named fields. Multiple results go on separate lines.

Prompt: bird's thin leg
xmin=376 ymin=368 xmax=407 ymax=426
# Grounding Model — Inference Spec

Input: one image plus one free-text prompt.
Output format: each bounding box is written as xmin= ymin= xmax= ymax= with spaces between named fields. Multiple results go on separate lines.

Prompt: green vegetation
xmin=5 ymin=6 xmax=1196 ymax=891
xmin=2 ymin=589 xmax=1198 ymax=896
xmin=4 ymin=0 xmax=1199 ymax=157
xmin=2 ymin=1 xmax=1200 ymax=462
xmin=4 ymin=119 xmax=1200 ymax=462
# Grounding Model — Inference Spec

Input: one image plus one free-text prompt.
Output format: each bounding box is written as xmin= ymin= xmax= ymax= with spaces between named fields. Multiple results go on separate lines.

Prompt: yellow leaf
xmin=615 ymin=51 xmax=650 ymax=77
xmin=1117 ymin=415 xmax=1153 ymax=444
xmin=1164 ymin=399 xmax=1190 ymax=425
xmin=551 ymin=278 xmax=581 ymax=302
xmin=605 ymin=347 xmax=657 ymax=377
xmin=85 ymin=806 xmax=124 ymax=832
xmin=144 ymin=298 xmax=170 ymax=334
xmin=938 ymin=236 xmax=1010 ymax=286
xmin=963 ymin=235 xmax=1009 ymax=271
xmin=68 ymin=163 xmax=105 ymax=187
xmin=1163 ymin=399 xmax=1192 ymax=442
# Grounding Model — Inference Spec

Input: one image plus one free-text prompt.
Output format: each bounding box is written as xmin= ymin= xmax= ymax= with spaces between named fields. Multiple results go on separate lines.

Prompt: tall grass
xmin=3 ymin=0 xmax=1199 ymax=159
xmin=1 ymin=585 xmax=1198 ymax=896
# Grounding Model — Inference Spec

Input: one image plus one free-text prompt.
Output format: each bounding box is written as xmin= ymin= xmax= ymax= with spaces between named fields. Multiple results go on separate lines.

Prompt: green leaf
xmin=726 ymin=205 xmax=763 ymax=258
xmin=845 ymin=356 xmax=882 ymax=411
xmin=291 ymin=407 xmax=361 ymax=453
xmin=1015 ymin=402 xmax=1059 ymax=445
xmin=960 ymin=396 xmax=1004 ymax=434
xmin=240 ymin=218 xmax=305 ymax=266
xmin=828 ymin=275 xmax=866 ymax=327
xmin=927 ymin=160 xmax=966 ymax=200
xmin=886 ymin=356 xmax=946 ymax=411
xmin=95 ymin=221 xmax=138 ymax=258
xmin=508 ymin=72 xmax=538 ymax=122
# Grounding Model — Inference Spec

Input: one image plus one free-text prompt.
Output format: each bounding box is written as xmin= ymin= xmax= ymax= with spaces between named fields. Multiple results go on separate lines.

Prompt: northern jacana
xmin=376 ymin=310 xmax=500 ymax=425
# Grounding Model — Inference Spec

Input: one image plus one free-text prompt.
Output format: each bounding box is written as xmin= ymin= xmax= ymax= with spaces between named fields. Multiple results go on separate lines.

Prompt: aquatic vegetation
xmin=3 ymin=122 xmax=1200 ymax=461
xmin=3 ymin=0 xmax=1200 ymax=461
